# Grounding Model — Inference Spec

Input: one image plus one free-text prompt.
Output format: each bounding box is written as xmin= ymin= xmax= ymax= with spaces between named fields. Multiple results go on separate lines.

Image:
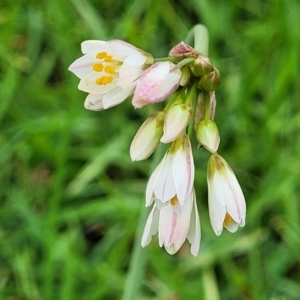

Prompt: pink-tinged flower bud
xmin=130 ymin=111 xmax=165 ymax=161
xmin=132 ymin=62 xmax=182 ymax=109
xmin=207 ymin=154 xmax=246 ymax=236
xmin=168 ymin=41 xmax=199 ymax=58
xmin=191 ymin=54 xmax=214 ymax=77
xmin=199 ymin=67 xmax=221 ymax=91
xmin=161 ymin=104 xmax=191 ymax=143
xmin=196 ymin=120 xmax=220 ymax=153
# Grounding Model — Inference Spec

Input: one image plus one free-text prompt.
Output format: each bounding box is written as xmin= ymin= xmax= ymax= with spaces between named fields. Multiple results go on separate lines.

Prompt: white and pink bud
xmin=160 ymin=104 xmax=191 ymax=144
xmin=132 ymin=62 xmax=182 ymax=109
xmin=207 ymin=154 xmax=246 ymax=236
xmin=130 ymin=111 xmax=165 ymax=161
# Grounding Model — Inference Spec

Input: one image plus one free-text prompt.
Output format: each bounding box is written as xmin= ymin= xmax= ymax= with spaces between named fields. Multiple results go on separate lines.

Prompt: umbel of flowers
xmin=69 ymin=38 xmax=246 ymax=256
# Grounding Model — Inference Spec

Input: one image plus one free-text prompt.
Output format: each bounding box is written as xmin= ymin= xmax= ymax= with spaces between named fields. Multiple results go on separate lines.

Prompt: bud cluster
xmin=69 ymin=38 xmax=246 ymax=256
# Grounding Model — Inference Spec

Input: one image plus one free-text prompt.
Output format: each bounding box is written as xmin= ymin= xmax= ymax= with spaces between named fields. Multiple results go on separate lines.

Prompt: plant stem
xmin=185 ymin=24 xmax=209 ymax=56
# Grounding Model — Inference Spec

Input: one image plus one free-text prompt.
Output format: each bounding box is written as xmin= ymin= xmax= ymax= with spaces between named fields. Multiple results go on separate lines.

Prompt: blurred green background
xmin=1 ymin=0 xmax=300 ymax=299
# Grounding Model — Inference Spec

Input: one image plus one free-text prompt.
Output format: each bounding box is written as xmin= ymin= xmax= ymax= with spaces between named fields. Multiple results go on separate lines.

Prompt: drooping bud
xmin=132 ymin=62 xmax=182 ymax=109
xmin=130 ymin=111 xmax=165 ymax=161
xmin=161 ymin=104 xmax=192 ymax=143
xmin=199 ymin=68 xmax=221 ymax=91
xmin=196 ymin=120 xmax=220 ymax=153
xmin=191 ymin=54 xmax=214 ymax=77
xmin=207 ymin=154 xmax=246 ymax=236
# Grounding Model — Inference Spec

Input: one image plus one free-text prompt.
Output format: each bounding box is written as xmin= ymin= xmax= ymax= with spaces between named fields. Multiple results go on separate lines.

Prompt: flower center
xmin=93 ymin=51 xmax=119 ymax=86
xmin=170 ymin=196 xmax=178 ymax=205
xmin=223 ymin=213 xmax=234 ymax=227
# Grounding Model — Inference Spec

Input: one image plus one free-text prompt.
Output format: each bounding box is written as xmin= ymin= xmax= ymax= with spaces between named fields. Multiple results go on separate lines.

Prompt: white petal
xmin=187 ymin=190 xmax=201 ymax=256
xmin=224 ymin=221 xmax=239 ymax=233
xmin=117 ymin=64 xmax=143 ymax=88
xmin=154 ymin=152 xmax=176 ymax=203
xmin=207 ymin=180 xmax=226 ymax=236
xmin=81 ymin=40 xmax=108 ymax=54
xmin=84 ymin=94 xmax=104 ymax=111
xmin=172 ymin=134 xmax=194 ymax=205
xmin=141 ymin=205 xmax=159 ymax=247
xmin=68 ymin=54 xmax=95 ymax=79
xmin=109 ymin=40 xmax=150 ymax=66
xmin=158 ymin=197 xmax=193 ymax=254
xmin=146 ymin=160 xmax=165 ymax=206
xmin=102 ymin=84 xmax=135 ymax=109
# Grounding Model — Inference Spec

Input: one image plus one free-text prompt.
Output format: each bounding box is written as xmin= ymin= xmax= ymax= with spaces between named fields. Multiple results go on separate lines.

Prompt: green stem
xmin=185 ymin=24 xmax=209 ymax=56
xmin=187 ymin=81 xmax=199 ymax=138
xmin=121 ymin=145 xmax=163 ymax=300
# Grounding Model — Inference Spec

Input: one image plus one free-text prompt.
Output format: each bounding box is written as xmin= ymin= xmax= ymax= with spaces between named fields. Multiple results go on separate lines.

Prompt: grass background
xmin=1 ymin=0 xmax=300 ymax=299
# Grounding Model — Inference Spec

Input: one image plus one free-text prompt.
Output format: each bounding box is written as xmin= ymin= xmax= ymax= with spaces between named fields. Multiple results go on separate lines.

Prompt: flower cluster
xmin=69 ymin=39 xmax=246 ymax=256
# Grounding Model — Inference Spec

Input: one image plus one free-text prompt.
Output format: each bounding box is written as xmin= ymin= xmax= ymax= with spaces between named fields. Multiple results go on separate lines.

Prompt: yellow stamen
xmin=92 ymin=63 xmax=104 ymax=72
xmin=95 ymin=76 xmax=114 ymax=85
xmin=170 ymin=196 xmax=178 ymax=205
xmin=104 ymin=66 xmax=116 ymax=74
xmin=223 ymin=213 xmax=234 ymax=227
xmin=96 ymin=51 xmax=107 ymax=59
xmin=104 ymin=55 xmax=114 ymax=62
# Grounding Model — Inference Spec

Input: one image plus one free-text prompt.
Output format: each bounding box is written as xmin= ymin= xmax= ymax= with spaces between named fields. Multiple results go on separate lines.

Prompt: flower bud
xmin=161 ymin=104 xmax=191 ymax=143
xmin=196 ymin=120 xmax=220 ymax=153
xmin=207 ymin=154 xmax=246 ymax=236
xmin=168 ymin=41 xmax=199 ymax=58
xmin=130 ymin=111 xmax=165 ymax=161
xmin=132 ymin=62 xmax=182 ymax=109
xmin=193 ymin=91 xmax=216 ymax=130
xmin=179 ymin=66 xmax=191 ymax=86
xmin=191 ymin=54 xmax=214 ymax=77
xmin=199 ymin=68 xmax=221 ymax=91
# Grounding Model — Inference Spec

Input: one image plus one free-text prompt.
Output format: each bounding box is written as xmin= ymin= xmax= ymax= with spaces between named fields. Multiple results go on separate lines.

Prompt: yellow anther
xmin=95 ymin=76 xmax=113 ymax=85
xmin=170 ymin=196 xmax=178 ymax=205
xmin=92 ymin=63 xmax=104 ymax=72
xmin=96 ymin=52 xmax=107 ymax=59
xmin=223 ymin=213 xmax=234 ymax=227
xmin=104 ymin=66 xmax=116 ymax=74
xmin=104 ymin=55 xmax=114 ymax=62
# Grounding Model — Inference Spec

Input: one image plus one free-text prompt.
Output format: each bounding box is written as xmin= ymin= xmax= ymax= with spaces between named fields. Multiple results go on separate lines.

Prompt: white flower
xmin=146 ymin=133 xmax=194 ymax=207
xmin=141 ymin=189 xmax=200 ymax=256
xmin=132 ymin=62 xmax=182 ymax=109
xmin=68 ymin=40 xmax=153 ymax=110
xmin=207 ymin=154 xmax=246 ymax=236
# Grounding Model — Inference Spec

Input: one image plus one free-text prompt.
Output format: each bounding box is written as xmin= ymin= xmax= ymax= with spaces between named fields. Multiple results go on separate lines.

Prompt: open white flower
xmin=146 ymin=133 xmax=194 ymax=207
xmin=68 ymin=40 xmax=153 ymax=110
xmin=207 ymin=154 xmax=246 ymax=236
xmin=141 ymin=189 xmax=200 ymax=256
